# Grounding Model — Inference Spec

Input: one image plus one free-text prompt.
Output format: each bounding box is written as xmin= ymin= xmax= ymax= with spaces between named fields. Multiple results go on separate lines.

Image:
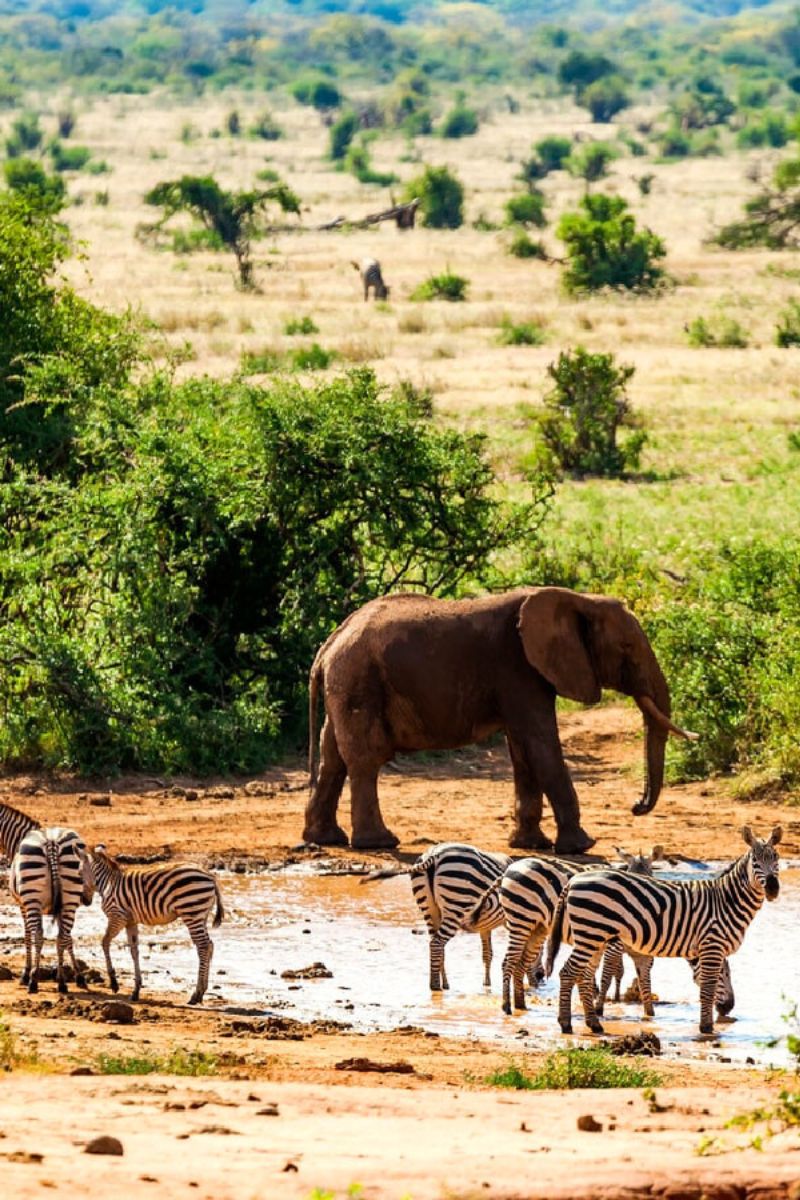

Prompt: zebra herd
xmin=0 ymin=796 xmax=782 ymax=1040
xmin=0 ymin=800 xmax=222 ymax=1004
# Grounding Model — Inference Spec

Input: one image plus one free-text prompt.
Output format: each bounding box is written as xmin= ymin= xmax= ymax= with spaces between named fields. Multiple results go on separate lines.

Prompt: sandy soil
xmin=1 ymin=704 xmax=799 ymax=1199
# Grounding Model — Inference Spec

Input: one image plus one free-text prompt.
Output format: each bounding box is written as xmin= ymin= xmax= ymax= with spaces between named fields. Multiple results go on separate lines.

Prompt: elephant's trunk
xmin=632 ymin=679 xmax=696 ymax=817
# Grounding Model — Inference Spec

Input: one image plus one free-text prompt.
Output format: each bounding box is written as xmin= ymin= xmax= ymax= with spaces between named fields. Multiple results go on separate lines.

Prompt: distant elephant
xmin=302 ymin=587 xmax=695 ymax=854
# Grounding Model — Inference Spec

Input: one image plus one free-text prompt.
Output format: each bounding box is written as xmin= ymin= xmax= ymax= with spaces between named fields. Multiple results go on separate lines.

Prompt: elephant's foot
xmin=351 ymin=828 xmax=399 ymax=850
xmin=555 ymin=827 xmax=596 ymax=855
xmin=509 ymin=826 xmax=553 ymax=851
xmin=302 ymin=822 xmax=349 ymax=847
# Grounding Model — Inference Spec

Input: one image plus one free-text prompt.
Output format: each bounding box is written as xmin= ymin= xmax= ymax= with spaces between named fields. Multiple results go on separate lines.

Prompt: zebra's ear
xmin=742 ymin=825 xmax=755 ymax=847
xmin=769 ymin=825 xmax=783 ymax=846
xmin=614 ymin=847 xmax=633 ymax=865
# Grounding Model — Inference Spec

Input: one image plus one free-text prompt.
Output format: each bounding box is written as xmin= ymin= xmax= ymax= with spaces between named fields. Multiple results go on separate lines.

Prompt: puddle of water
xmin=1 ymin=864 xmax=798 ymax=1067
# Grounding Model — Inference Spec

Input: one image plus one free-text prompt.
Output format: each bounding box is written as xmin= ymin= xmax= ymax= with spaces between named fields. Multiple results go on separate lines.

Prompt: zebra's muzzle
xmin=764 ymin=875 xmax=780 ymax=901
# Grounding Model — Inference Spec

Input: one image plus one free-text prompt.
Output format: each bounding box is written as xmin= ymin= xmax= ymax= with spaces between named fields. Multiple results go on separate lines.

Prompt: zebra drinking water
xmin=361 ymin=842 xmax=511 ymax=991
xmin=10 ymin=826 xmax=94 ymax=994
xmin=90 ymin=846 xmax=224 ymax=1006
xmin=548 ymin=825 xmax=781 ymax=1036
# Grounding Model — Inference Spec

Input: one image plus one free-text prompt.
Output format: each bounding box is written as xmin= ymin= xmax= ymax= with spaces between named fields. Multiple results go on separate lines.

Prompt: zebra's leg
xmin=502 ymin=928 xmax=529 ymax=1014
xmin=696 ymin=950 xmax=724 ymax=1035
xmin=55 ymin=909 xmax=72 ymax=995
xmin=480 ymin=930 xmax=492 ymax=988
xmin=430 ymin=918 xmax=459 ymax=991
xmin=597 ymin=942 xmax=624 ymax=1016
xmin=29 ymin=907 xmax=44 ymax=995
xmin=126 ymin=922 xmax=143 ymax=1002
xmin=558 ymin=946 xmax=601 ymax=1034
xmin=102 ymin=912 xmax=126 ymax=993
xmin=187 ymin=919 xmax=213 ymax=1005
xmin=576 ymin=948 xmax=605 ymax=1034
xmin=58 ymin=906 xmax=87 ymax=991
xmin=632 ymin=954 xmax=655 ymax=1018
xmin=20 ymin=909 xmax=33 ymax=987
xmin=518 ymin=929 xmax=547 ymax=1006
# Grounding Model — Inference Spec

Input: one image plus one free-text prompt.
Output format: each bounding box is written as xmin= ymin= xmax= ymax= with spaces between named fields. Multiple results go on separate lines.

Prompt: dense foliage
xmin=0 ymin=195 xmax=550 ymax=773
xmin=557 ymin=194 xmax=667 ymax=293
xmin=403 ymin=165 xmax=464 ymax=230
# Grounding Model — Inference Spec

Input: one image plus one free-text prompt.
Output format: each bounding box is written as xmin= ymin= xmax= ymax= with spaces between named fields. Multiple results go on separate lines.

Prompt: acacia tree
xmin=144 ymin=175 xmax=300 ymax=289
xmin=715 ymin=157 xmax=800 ymax=250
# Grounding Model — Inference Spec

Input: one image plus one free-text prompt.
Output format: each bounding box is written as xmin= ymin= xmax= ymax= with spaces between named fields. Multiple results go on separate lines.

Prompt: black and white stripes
xmin=0 ymin=799 xmax=41 ymax=862
xmin=90 ymin=846 xmax=224 ymax=1005
xmin=548 ymin=825 xmax=781 ymax=1035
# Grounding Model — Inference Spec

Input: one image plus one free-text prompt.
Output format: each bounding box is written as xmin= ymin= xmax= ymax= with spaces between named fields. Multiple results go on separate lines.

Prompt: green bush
xmin=402 ymin=108 xmax=433 ymax=137
xmin=291 ymin=75 xmax=341 ymax=111
xmin=487 ymin=1050 xmax=661 ymax=1090
xmin=776 ymin=300 xmax=800 ymax=347
xmin=329 ymin=110 xmax=359 ymax=160
xmin=290 ymin=342 xmax=338 ymax=371
xmin=507 ymin=231 xmax=547 ymax=259
xmin=580 ymin=76 xmax=630 ymax=123
xmin=533 ymin=135 xmax=572 ymax=173
xmin=50 ymin=143 xmax=92 ymax=173
xmin=249 ymin=111 xmax=283 ymax=141
xmin=3 ymin=159 xmax=65 ymax=212
xmin=736 ymin=111 xmax=789 ymax=150
xmin=440 ymin=104 xmax=479 ymax=138
xmin=536 ymin=347 xmax=646 ymax=478
xmin=497 ymin=317 xmax=546 ymax=346
xmin=411 ymin=271 xmax=469 ymax=302
xmin=5 ymin=112 xmax=43 ymax=158
xmin=557 ymin=193 xmax=666 ymax=294
xmin=567 ymin=142 xmax=617 ymax=189
xmin=285 ymin=316 xmax=319 ymax=336
xmin=403 ymin=165 xmax=464 ymax=230
xmin=686 ymin=314 xmax=749 ymax=348
xmin=504 ymin=192 xmax=546 ymax=228
xmin=343 ymin=143 xmax=396 ymax=187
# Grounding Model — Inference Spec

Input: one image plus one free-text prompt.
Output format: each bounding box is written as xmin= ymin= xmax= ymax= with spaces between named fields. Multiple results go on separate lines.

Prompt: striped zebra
xmin=548 ymin=825 xmax=781 ymax=1036
xmin=465 ymin=847 xmax=664 ymax=1016
xmin=361 ymin=843 xmax=512 ymax=991
xmin=10 ymin=826 xmax=94 ymax=994
xmin=352 ymin=256 xmax=390 ymax=301
xmin=90 ymin=846 xmax=224 ymax=1006
xmin=0 ymin=799 xmax=40 ymax=863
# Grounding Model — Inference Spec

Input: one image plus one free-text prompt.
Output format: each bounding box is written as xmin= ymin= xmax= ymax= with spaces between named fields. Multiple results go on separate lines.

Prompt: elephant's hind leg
xmin=303 ymin=717 xmax=349 ymax=846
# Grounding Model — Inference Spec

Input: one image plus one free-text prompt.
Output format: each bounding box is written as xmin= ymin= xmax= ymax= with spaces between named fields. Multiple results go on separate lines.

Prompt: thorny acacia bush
xmin=557 ymin=194 xmax=666 ymax=293
xmin=0 ymin=195 xmax=551 ymax=773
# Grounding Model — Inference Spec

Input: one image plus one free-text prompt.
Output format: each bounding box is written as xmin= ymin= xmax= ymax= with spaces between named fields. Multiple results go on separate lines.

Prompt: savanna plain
xmin=2 ymin=82 xmax=800 ymax=1200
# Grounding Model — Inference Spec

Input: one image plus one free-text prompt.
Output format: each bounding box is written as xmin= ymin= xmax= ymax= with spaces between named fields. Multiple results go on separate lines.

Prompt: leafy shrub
xmin=557 ymin=193 xmax=666 ymax=293
xmin=226 ymin=109 xmax=241 ymax=136
xmin=440 ymin=104 xmax=479 ymax=138
xmin=411 ymin=271 xmax=469 ymax=302
xmin=581 ymin=76 xmax=629 ymax=123
xmin=3 ymin=158 xmax=65 ymax=212
xmin=736 ymin=111 xmax=789 ymax=150
xmin=50 ymin=143 xmax=92 ymax=172
xmin=291 ymin=342 xmax=338 ymax=371
xmin=5 ymin=112 xmax=42 ymax=158
xmin=507 ymin=231 xmax=547 ymax=259
xmin=57 ymin=109 xmax=76 ymax=139
xmin=249 ymin=111 xmax=283 ymax=141
xmin=533 ymin=135 xmax=572 ymax=173
xmin=536 ymin=347 xmax=646 ymax=478
xmin=403 ymin=165 xmax=464 ymax=229
xmin=291 ymin=76 xmax=341 ymax=111
xmin=776 ymin=300 xmax=800 ymax=347
xmin=504 ymin=192 xmax=546 ymax=229
xmin=567 ymin=142 xmax=617 ymax=189
xmin=402 ymin=108 xmax=433 ymax=137
xmin=329 ymin=110 xmax=359 ymax=160
xmin=285 ymin=316 xmax=319 ymax=336
xmin=343 ymin=143 xmax=396 ymax=187
xmin=686 ymin=314 xmax=749 ymax=348
xmin=240 ymin=347 xmax=284 ymax=374
xmin=487 ymin=1050 xmax=661 ymax=1090
xmin=497 ymin=318 xmax=545 ymax=346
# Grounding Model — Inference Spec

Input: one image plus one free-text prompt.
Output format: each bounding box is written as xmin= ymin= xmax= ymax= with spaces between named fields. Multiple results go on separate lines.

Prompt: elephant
xmin=302 ymin=587 xmax=696 ymax=854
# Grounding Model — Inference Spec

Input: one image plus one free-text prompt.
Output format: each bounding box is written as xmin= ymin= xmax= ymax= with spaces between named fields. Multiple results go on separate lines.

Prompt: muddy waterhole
xmin=1 ymin=861 xmax=797 ymax=1067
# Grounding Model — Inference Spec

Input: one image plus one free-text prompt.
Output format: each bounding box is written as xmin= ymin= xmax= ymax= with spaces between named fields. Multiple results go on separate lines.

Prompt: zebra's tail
xmin=359 ymin=865 xmax=411 ymax=884
xmin=462 ymin=879 xmax=500 ymax=932
xmin=545 ymin=890 xmax=567 ymax=978
xmin=213 ymin=880 xmax=224 ymax=928
xmin=45 ymin=838 xmax=62 ymax=920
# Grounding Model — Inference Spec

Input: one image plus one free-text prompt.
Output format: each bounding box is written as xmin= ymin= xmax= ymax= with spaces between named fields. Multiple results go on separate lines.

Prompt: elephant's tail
xmin=545 ymin=890 xmax=567 ymax=978
xmin=308 ymin=652 xmax=324 ymax=791
xmin=462 ymin=879 xmax=502 ymax=933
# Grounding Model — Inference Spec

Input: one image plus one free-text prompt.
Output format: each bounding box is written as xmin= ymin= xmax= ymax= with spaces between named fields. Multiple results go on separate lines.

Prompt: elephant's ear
xmin=518 ymin=589 xmax=601 ymax=705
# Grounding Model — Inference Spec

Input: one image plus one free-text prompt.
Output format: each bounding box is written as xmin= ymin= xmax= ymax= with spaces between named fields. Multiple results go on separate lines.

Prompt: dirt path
xmin=1 ymin=704 xmax=798 ymax=1199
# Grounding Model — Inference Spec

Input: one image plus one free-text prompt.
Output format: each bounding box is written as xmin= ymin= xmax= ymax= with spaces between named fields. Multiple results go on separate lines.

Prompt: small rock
xmin=281 ymin=962 xmax=332 ymax=980
xmin=256 ymin=1105 xmax=279 ymax=1117
xmin=85 ymin=1136 xmax=124 ymax=1156
xmin=577 ymin=1114 xmax=603 ymax=1133
xmin=184 ymin=789 xmax=199 ymax=802
xmin=100 ymin=1001 xmax=136 ymax=1025
xmin=0 ymin=965 xmax=13 ymax=981
xmin=89 ymin=795 xmax=111 ymax=808
xmin=334 ymin=1057 xmax=416 ymax=1075
xmin=70 ymin=1067 xmax=94 ymax=1077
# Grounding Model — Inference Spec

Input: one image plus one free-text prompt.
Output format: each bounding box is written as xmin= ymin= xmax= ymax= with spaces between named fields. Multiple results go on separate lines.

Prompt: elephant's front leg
xmin=302 ymin=718 xmax=349 ymax=847
xmin=506 ymin=735 xmax=553 ymax=850
xmin=526 ymin=717 xmax=596 ymax=855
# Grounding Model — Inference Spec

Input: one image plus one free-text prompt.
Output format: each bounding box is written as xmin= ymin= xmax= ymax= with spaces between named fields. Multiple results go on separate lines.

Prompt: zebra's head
xmin=614 ymin=844 xmax=664 ymax=875
xmin=742 ymin=825 xmax=782 ymax=900
xmin=76 ymin=840 xmax=96 ymax=906
xmin=89 ymin=844 xmax=118 ymax=892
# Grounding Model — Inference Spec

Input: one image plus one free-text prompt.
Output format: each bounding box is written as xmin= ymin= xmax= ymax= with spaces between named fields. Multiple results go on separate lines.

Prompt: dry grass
xmin=9 ymin=89 xmax=798 ymax=561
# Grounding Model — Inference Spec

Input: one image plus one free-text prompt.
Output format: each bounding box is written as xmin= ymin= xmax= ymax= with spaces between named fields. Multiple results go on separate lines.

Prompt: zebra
xmin=90 ymin=846 xmax=224 ymax=1006
xmin=352 ymin=256 xmax=390 ymax=301
xmin=0 ymin=799 xmax=40 ymax=863
xmin=465 ymin=846 xmax=664 ymax=1016
xmin=10 ymin=826 xmax=94 ymax=994
xmin=361 ymin=842 xmax=512 ymax=991
xmin=548 ymin=825 xmax=781 ymax=1036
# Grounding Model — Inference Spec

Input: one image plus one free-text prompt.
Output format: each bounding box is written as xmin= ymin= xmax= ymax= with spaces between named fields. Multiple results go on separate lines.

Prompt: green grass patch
xmin=96 ymin=1048 xmax=218 ymax=1076
xmin=411 ymin=271 xmax=469 ymax=302
xmin=284 ymin=315 xmax=319 ymax=336
xmin=497 ymin=317 xmax=546 ymax=346
xmin=486 ymin=1049 xmax=662 ymax=1090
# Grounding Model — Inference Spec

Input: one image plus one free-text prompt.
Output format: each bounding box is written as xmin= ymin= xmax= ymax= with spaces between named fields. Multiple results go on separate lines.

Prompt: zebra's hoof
xmin=188 ymin=994 xmax=202 ymax=1006
xmin=130 ymin=991 xmax=140 ymax=1003
xmin=28 ymin=980 xmax=39 ymax=995
xmin=109 ymin=979 xmax=119 ymax=994
xmin=514 ymin=999 xmax=527 ymax=1012
xmin=699 ymin=1022 xmax=714 ymax=1036
xmin=58 ymin=980 xmax=68 ymax=995
xmin=502 ymin=1001 xmax=512 ymax=1016
xmin=587 ymin=1020 xmax=604 ymax=1035
xmin=76 ymin=974 xmax=88 ymax=990
xmin=559 ymin=1022 xmax=573 ymax=1035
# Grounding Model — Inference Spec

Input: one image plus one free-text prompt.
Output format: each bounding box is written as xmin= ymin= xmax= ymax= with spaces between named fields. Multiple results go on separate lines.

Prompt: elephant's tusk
xmin=636 ymin=694 xmax=699 ymax=742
